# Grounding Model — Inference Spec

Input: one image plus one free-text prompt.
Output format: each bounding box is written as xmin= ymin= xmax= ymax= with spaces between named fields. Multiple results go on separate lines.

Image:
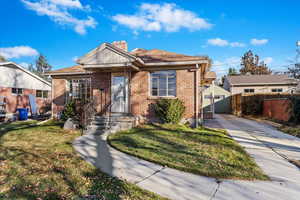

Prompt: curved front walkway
xmin=73 ymin=115 xmax=300 ymax=200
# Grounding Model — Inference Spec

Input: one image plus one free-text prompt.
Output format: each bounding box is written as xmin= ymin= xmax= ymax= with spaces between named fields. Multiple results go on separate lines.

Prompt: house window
xmin=214 ymin=95 xmax=225 ymax=99
xmin=12 ymin=88 xmax=23 ymax=95
xmin=271 ymin=88 xmax=283 ymax=93
xmin=36 ymin=90 xmax=49 ymax=98
xmin=244 ymin=89 xmax=255 ymax=93
xmin=150 ymin=70 xmax=176 ymax=97
xmin=68 ymin=79 xmax=91 ymax=101
xmin=43 ymin=91 xmax=48 ymax=98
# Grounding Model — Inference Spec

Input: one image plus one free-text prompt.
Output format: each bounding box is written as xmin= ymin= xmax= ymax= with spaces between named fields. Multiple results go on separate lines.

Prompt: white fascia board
xmin=143 ymin=60 xmax=209 ymax=66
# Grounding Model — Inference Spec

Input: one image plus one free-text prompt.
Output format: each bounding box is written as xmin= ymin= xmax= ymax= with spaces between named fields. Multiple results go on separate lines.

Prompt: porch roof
xmin=47 ymin=65 xmax=89 ymax=75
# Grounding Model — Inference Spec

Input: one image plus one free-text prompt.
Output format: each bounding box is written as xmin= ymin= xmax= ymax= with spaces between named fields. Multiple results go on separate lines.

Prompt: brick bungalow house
xmin=48 ymin=41 xmax=212 ymax=125
xmin=0 ymin=62 xmax=51 ymax=118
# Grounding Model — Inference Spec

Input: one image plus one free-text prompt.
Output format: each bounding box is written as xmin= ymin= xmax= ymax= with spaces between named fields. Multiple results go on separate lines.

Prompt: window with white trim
xmin=36 ymin=90 xmax=49 ymax=98
xmin=271 ymin=88 xmax=283 ymax=93
xmin=244 ymin=88 xmax=255 ymax=93
xmin=150 ymin=70 xmax=176 ymax=97
xmin=12 ymin=88 xmax=23 ymax=95
xmin=67 ymin=79 xmax=91 ymax=101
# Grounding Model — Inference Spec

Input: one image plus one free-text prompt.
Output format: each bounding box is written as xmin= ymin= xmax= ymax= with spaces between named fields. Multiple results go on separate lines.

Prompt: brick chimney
xmin=112 ymin=40 xmax=128 ymax=51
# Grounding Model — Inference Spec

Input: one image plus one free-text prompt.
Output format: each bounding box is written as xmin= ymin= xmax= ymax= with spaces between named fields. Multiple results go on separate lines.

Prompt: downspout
xmin=212 ymin=80 xmax=215 ymax=118
xmin=195 ymin=64 xmax=199 ymax=128
xmin=200 ymin=65 xmax=204 ymax=126
xmin=51 ymin=78 xmax=54 ymax=119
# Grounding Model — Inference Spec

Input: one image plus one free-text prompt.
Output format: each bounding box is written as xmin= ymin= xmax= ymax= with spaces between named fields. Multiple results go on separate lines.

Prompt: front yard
xmin=0 ymin=121 xmax=167 ymax=200
xmin=108 ymin=123 xmax=268 ymax=180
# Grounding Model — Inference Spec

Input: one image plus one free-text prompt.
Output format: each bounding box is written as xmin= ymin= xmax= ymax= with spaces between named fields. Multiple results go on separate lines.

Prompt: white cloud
xmin=113 ymin=3 xmax=212 ymax=33
xmin=230 ymin=42 xmax=246 ymax=47
xmin=0 ymin=46 xmax=38 ymax=59
xmin=207 ymin=38 xmax=245 ymax=47
xmin=21 ymin=0 xmax=96 ymax=35
xmin=250 ymin=38 xmax=268 ymax=46
xmin=49 ymin=0 xmax=83 ymax=9
xmin=207 ymin=38 xmax=229 ymax=46
xmin=263 ymin=57 xmax=273 ymax=64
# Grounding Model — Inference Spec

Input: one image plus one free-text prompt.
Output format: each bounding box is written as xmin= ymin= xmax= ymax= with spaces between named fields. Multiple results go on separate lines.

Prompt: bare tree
xmin=240 ymin=50 xmax=272 ymax=75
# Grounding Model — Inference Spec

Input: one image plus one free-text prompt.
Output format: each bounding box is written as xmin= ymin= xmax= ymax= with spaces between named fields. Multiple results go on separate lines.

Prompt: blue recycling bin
xmin=17 ymin=108 xmax=28 ymax=120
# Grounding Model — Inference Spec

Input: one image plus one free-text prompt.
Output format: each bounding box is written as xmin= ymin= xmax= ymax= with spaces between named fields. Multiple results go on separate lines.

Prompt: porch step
xmin=86 ymin=115 xmax=135 ymax=135
xmin=93 ymin=115 xmax=135 ymax=122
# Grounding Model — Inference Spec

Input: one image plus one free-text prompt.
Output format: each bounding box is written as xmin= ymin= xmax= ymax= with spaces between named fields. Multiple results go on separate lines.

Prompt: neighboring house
xmin=48 ymin=41 xmax=211 ymax=125
xmin=0 ymin=62 xmax=51 ymax=118
xmin=203 ymin=84 xmax=231 ymax=116
xmin=223 ymin=74 xmax=298 ymax=95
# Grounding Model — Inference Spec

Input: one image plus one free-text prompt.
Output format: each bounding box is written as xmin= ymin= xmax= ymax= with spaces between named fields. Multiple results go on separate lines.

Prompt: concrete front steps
xmin=86 ymin=115 xmax=135 ymax=135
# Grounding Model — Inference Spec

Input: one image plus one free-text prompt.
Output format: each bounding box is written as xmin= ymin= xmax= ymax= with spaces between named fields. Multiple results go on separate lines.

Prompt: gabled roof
xmin=0 ymin=62 xmax=51 ymax=86
xmin=48 ymin=41 xmax=210 ymax=75
xmin=227 ymin=74 xmax=298 ymax=86
xmin=77 ymin=42 xmax=141 ymax=64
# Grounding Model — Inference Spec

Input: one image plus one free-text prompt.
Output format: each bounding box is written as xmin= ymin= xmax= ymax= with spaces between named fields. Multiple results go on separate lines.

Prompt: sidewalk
xmin=73 ymin=115 xmax=300 ymax=200
xmin=73 ymin=133 xmax=219 ymax=200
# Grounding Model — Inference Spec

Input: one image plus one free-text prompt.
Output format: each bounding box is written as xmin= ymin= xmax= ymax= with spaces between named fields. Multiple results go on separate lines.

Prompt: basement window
xmin=12 ymin=88 xmax=23 ymax=95
xmin=244 ymin=89 xmax=255 ymax=93
xmin=150 ymin=70 xmax=176 ymax=97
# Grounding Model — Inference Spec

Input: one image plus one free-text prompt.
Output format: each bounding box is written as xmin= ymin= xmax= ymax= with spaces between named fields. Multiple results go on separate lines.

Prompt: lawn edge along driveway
xmin=108 ymin=123 xmax=269 ymax=180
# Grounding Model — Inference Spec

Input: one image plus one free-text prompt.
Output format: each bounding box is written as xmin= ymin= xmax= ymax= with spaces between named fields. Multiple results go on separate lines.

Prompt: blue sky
xmin=0 ymin=0 xmax=299 ymax=77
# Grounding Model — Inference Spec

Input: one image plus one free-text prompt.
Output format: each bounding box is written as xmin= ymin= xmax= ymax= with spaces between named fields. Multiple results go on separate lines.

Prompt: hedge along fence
xmin=231 ymin=93 xmax=300 ymax=120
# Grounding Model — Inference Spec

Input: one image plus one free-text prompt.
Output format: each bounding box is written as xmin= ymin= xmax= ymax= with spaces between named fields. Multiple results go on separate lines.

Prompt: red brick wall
xmin=130 ymin=70 xmax=197 ymax=120
xmin=52 ymin=69 xmax=200 ymax=121
xmin=0 ymin=87 xmax=51 ymax=114
xmin=52 ymin=78 xmax=67 ymax=116
xmin=263 ymin=99 xmax=291 ymax=122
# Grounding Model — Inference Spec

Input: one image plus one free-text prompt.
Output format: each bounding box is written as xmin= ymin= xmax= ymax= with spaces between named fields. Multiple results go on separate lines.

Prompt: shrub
xmin=154 ymin=98 xmax=185 ymax=124
xmin=61 ymin=100 xmax=76 ymax=121
xmin=242 ymin=97 xmax=263 ymax=116
xmin=289 ymin=97 xmax=300 ymax=123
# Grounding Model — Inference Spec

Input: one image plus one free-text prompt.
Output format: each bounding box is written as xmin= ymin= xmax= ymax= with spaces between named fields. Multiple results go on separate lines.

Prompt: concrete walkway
xmin=73 ymin=115 xmax=300 ymax=200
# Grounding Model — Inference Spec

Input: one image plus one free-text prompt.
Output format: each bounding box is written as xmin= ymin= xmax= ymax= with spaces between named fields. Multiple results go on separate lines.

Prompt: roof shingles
xmin=227 ymin=74 xmax=297 ymax=85
xmin=49 ymin=65 xmax=87 ymax=74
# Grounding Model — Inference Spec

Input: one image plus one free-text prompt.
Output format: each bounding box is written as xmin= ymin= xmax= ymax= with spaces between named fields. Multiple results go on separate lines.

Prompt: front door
xmin=111 ymin=75 xmax=128 ymax=113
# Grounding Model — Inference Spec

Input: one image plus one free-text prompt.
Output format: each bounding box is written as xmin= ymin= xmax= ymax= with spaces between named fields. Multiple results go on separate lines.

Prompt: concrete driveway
xmin=208 ymin=114 xmax=300 ymax=199
xmin=73 ymin=115 xmax=300 ymax=200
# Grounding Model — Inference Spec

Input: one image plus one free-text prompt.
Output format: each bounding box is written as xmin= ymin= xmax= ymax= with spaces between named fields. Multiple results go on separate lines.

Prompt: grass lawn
xmin=108 ymin=123 xmax=268 ymax=180
xmin=278 ymin=126 xmax=300 ymax=138
xmin=0 ymin=120 xmax=168 ymax=200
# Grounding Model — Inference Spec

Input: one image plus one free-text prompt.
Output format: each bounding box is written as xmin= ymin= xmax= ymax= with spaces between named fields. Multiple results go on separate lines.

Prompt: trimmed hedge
xmin=154 ymin=98 xmax=185 ymax=124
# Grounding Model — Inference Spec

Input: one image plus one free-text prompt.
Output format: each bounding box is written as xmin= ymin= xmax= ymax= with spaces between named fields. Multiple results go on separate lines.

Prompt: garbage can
xmin=17 ymin=108 xmax=28 ymax=120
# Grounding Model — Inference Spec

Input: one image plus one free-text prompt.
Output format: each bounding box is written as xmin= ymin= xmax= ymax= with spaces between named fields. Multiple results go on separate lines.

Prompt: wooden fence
xmin=231 ymin=93 xmax=300 ymax=119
